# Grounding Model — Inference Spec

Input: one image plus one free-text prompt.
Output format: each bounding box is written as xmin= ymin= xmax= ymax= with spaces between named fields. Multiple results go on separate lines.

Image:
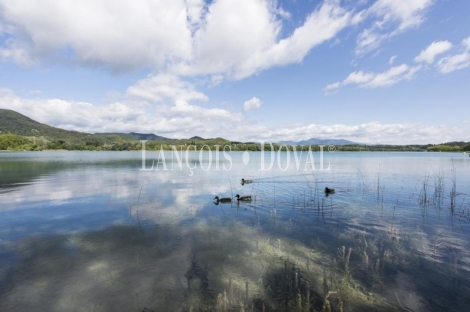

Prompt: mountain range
xmin=278 ymin=138 xmax=358 ymax=146
xmin=0 ymin=109 xmax=360 ymax=145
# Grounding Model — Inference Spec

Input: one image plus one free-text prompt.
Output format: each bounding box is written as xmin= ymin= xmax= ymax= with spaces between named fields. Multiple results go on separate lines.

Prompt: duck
xmin=214 ymin=196 xmax=232 ymax=203
xmin=235 ymin=194 xmax=252 ymax=201
xmin=241 ymin=178 xmax=253 ymax=185
xmin=324 ymin=187 xmax=335 ymax=195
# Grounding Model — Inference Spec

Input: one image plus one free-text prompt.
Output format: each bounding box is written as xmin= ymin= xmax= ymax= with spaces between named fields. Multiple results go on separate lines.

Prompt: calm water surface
xmin=0 ymin=151 xmax=469 ymax=311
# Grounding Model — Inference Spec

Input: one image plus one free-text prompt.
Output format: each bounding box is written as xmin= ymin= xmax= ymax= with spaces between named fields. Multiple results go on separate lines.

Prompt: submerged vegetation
xmin=1 ymin=160 xmax=469 ymax=311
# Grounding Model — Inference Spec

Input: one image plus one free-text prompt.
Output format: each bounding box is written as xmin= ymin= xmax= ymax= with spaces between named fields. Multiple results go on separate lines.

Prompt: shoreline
xmin=0 ymin=149 xmax=467 ymax=153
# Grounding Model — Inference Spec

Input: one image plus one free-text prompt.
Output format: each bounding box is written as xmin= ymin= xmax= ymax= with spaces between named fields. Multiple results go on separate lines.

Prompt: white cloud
xmin=186 ymin=0 xmax=206 ymax=32
xmin=356 ymin=0 xmax=434 ymax=55
xmin=233 ymin=121 xmax=468 ymax=145
xmin=243 ymin=97 xmax=262 ymax=111
xmin=277 ymin=6 xmax=291 ymax=20
xmin=0 ymin=0 xmax=355 ymax=81
xmin=366 ymin=64 xmax=421 ymax=88
xmin=463 ymin=37 xmax=470 ymax=51
xmin=170 ymin=99 xmax=233 ymax=119
xmin=126 ymin=73 xmax=208 ymax=103
xmin=231 ymin=0 xmax=353 ymax=79
xmin=0 ymin=0 xmax=193 ymax=71
xmin=0 ymin=83 xmax=241 ymax=136
xmin=125 ymin=73 xmax=235 ymax=120
xmin=270 ymin=122 xmax=464 ymax=144
xmin=436 ymin=37 xmax=470 ymax=74
xmin=324 ymin=81 xmax=341 ymax=92
xmin=0 ymin=0 xmax=438 ymax=82
xmin=437 ymin=53 xmax=470 ymax=74
xmin=414 ymin=40 xmax=452 ymax=64
xmin=343 ymin=71 xmax=375 ymax=85
xmin=171 ymin=0 xmax=281 ymax=78
xmin=0 ymin=38 xmax=34 ymax=65
xmin=327 ymin=36 xmax=470 ymax=91
xmin=325 ymin=64 xmax=421 ymax=91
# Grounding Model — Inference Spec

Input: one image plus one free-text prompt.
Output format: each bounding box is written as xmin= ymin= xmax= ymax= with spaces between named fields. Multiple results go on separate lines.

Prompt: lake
xmin=0 ymin=150 xmax=469 ymax=311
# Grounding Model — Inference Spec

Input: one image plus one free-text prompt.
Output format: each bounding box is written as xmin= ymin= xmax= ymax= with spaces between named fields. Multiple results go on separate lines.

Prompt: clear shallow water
xmin=0 ymin=151 xmax=469 ymax=311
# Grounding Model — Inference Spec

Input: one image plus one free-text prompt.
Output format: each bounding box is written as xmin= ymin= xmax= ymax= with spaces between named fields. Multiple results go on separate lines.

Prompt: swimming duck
xmin=214 ymin=196 xmax=232 ymax=203
xmin=241 ymin=178 xmax=253 ymax=185
xmin=235 ymin=194 xmax=252 ymax=201
xmin=324 ymin=187 xmax=335 ymax=195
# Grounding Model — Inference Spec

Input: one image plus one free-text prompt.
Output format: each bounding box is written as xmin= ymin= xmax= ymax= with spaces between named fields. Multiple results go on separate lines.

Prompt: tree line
xmin=1 ymin=133 xmax=469 ymax=152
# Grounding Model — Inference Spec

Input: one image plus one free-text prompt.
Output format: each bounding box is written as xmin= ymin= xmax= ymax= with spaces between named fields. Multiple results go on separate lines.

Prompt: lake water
xmin=0 ymin=150 xmax=469 ymax=311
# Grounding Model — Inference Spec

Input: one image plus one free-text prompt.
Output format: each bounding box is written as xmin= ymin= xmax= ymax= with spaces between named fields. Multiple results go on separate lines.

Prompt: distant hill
xmin=278 ymin=138 xmax=358 ymax=146
xmin=0 ymin=109 xmax=238 ymax=150
xmin=0 ymin=109 xmax=178 ymax=143
xmin=0 ymin=108 xmax=90 ymax=140
xmin=94 ymin=132 xmax=171 ymax=141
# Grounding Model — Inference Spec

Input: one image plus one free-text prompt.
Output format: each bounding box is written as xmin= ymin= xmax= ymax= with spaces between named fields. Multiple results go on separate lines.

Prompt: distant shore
xmin=1 ymin=149 xmax=468 ymax=153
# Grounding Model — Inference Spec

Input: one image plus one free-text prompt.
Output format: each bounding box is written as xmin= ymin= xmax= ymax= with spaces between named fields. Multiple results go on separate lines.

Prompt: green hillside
xmin=0 ymin=109 xmax=145 ymax=150
xmin=94 ymin=132 xmax=171 ymax=141
xmin=0 ymin=109 xmax=236 ymax=151
xmin=0 ymin=109 xmax=90 ymax=140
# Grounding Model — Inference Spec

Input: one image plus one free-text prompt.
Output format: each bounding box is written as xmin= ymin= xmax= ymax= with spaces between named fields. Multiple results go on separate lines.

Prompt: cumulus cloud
xmin=0 ymin=0 xmax=193 ymax=71
xmin=0 ymin=84 xmax=240 ymax=136
xmin=356 ymin=0 xmax=434 ymax=55
xmin=171 ymin=0 xmax=281 ymax=78
xmin=0 ymin=0 xmax=438 ymax=81
xmin=414 ymin=40 xmax=452 ymax=64
xmin=126 ymin=73 xmax=208 ymax=103
xmin=170 ymin=100 xmax=233 ymax=119
xmin=325 ymin=64 xmax=421 ymax=91
xmin=186 ymin=0 xmax=206 ymax=32
xmin=243 ymin=97 xmax=262 ymax=111
xmin=0 ymin=0 xmax=359 ymax=81
xmin=235 ymin=0 xmax=353 ymax=79
xmin=170 ymin=0 xmax=353 ymax=80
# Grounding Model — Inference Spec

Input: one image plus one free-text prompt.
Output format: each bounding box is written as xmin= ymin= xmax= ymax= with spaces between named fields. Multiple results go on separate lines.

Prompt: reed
xmin=450 ymin=160 xmax=457 ymax=213
xmin=432 ymin=167 xmax=444 ymax=209
xmin=216 ymin=293 xmax=223 ymax=312
xmin=245 ymin=281 xmax=249 ymax=300
xmin=229 ymin=276 xmax=233 ymax=304
xmin=323 ymin=268 xmax=329 ymax=295
xmin=322 ymin=291 xmax=337 ymax=312
xmin=418 ymin=174 xmax=430 ymax=208
xmin=224 ymin=291 xmax=228 ymax=312
xmin=305 ymin=280 xmax=310 ymax=311
xmin=362 ymin=251 xmax=369 ymax=269
xmin=296 ymin=292 xmax=302 ymax=310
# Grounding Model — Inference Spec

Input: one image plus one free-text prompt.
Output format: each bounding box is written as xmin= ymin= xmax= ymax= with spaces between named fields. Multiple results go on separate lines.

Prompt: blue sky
xmin=0 ymin=0 xmax=469 ymax=144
